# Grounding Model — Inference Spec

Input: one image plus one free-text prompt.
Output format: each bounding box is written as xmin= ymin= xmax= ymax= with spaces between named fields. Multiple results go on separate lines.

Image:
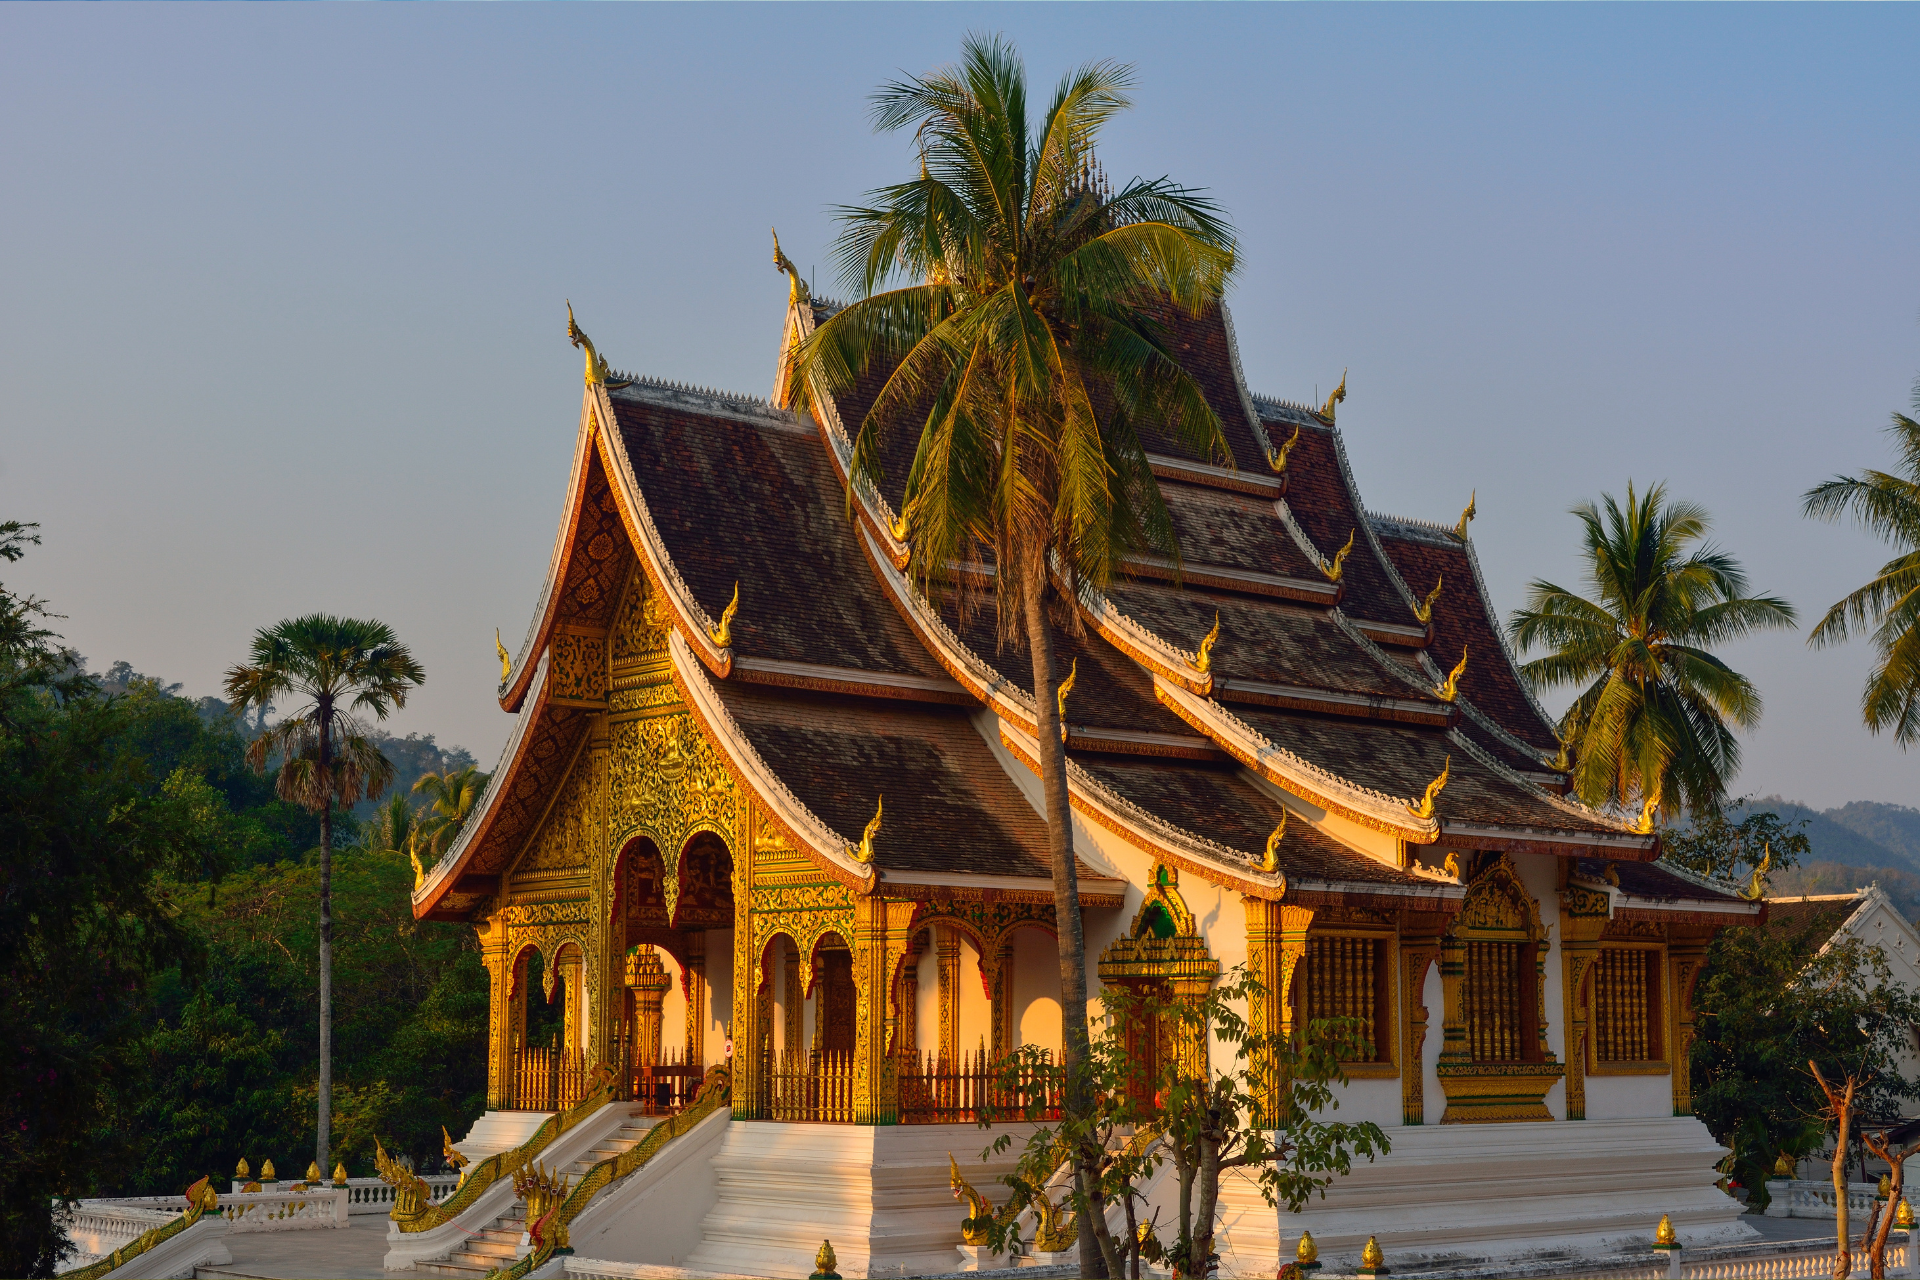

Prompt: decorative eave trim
xmin=1063 ymin=726 xmax=1226 ymax=760
xmin=606 ymin=376 xmax=800 ymax=431
xmin=997 ymin=718 xmax=1289 ymax=900
xmin=500 ymin=396 xmax=600 ymax=710
xmin=1219 ymin=303 xmax=1279 ymax=466
xmin=881 ymin=868 xmax=1129 ymax=906
xmin=1054 ymin=554 xmax=1212 ymax=696
xmin=1445 ymin=726 xmax=1649 ymax=850
xmin=1151 ymin=676 xmax=1440 ymax=842
xmin=730 ymin=657 xmax=973 ymax=706
xmin=1352 ymin=617 xmax=1432 ymax=650
xmin=793 ymin=307 xmax=913 ymax=571
xmin=1119 ymin=555 xmax=1340 ymax=606
xmin=1283 ymin=880 xmax=1468 ymax=912
xmin=1249 ymin=393 xmax=1329 ymax=429
xmin=669 ymin=630 xmax=876 ymax=892
xmin=1614 ymin=895 xmax=1763 ymax=920
xmin=1213 ymin=676 xmax=1454 ymax=727
xmin=1146 ymin=453 xmax=1283 ymax=498
xmin=416 ymin=650 xmax=550 ymax=917
xmin=1272 ymin=496 xmax=1349 ymax=598
xmin=593 ymin=385 xmax=736 ymax=681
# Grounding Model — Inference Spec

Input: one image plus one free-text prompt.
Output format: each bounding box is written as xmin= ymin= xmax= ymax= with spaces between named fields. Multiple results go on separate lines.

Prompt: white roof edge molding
xmin=1445 ymin=726 xmax=1646 ymax=837
xmin=502 ymin=395 xmax=601 ymax=697
xmin=793 ymin=304 xmax=912 ymax=569
xmin=1049 ymin=550 xmax=1212 ymax=695
xmin=416 ymin=649 xmax=551 ymax=907
xmin=593 ymin=382 xmax=736 ymax=679
xmin=1153 ymin=675 xmax=1440 ymax=842
xmin=997 ymin=717 xmax=1287 ymax=894
xmin=1218 ymin=303 xmax=1279 ymax=467
xmin=670 ymin=629 xmax=876 ymax=886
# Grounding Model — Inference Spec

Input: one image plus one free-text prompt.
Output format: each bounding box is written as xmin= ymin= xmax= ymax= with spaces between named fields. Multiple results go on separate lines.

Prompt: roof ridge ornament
xmin=709 ymin=583 xmax=739 ymax=649
xmin=1194 ymin=613 xmax=1221 ymax=675
xmin=1636 ymin=782 xmax=1662 ymax=834
xmin=496 ymin=628 xmax=511 ymax=684
xmin=1056 ymin=658 xmax=1077 ymax=742
xmin=566 ymin=302 xmax=632 ymax=389
xmin=1409 ymin=755 xmax=1450 ymax=820
xmin=1435 ymin=645 xmax=1468 ymax=702
xmin=1739 ymin=843 xmax=1772 ymax=901
xmin=1322 ymin=529 xmax=1356 ymax=582
xmin=1412 ymin=573 xmax=1443 ymax=625
xmin=1319 ymin=369 xmax=1347 ymax=423
xmin=773 ymin=228 xmax=809 ymax=305
xmin=1266 ymin=423 xmax=1303 ymax=474
xmin=1454 ymin=490 xmax=1477 ymax=541
xmin=1262 ymin=808 xmax=1287 ymax=873
xmin=848 ymin=796 xmax=882 ymax=864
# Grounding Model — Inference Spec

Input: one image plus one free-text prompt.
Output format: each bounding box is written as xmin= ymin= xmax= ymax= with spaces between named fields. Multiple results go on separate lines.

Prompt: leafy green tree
xmin=1691 ymin=911 xmax=1920 ymax=1212
xmin=788 ymin=40 xmax=1236 ymax=1267
xmin=1509 ymin=483 xmax=1795 ymax=821
xmin=0 ymin=522 xmax=227 ymax=1276
xmin=413 ymin=764 xmax=488 ymax=858
xmin=1803 ymin=392 xmax=1920 ymax=744
xmin=1662 ymin=800 xmax=1811 ymax=886
xmin=224 ymin=616 xmax=424 ymax=1174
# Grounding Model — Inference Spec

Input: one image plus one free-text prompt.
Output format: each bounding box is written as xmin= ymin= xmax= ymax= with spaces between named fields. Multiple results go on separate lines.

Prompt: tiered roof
xmin=415 ymin=292 xmax=1754 ymax=924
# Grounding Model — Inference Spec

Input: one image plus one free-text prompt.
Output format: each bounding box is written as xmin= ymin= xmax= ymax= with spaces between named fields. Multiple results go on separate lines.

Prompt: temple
xmin=403 ymin=276 xmax=1764 ymax=1277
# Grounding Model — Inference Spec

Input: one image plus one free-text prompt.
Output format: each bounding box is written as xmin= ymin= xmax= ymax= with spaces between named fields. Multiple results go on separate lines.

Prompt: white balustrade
xmin=56 ymin=1202 xmax=177 ymax=1271
xmin=1762 ymin=1178 xmax=1882 ymax=1220
xmin=227 ymin=1173 xmax=460 ymax=1214
xmin=219 ymin=1187 xmax=349 ymax=1232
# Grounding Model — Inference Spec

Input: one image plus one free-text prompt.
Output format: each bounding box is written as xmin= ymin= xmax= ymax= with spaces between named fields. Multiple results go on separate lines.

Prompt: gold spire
xmin=1056 ymin=658 xmax=1078 ymax=741
xmin=1654 ymin=1214 xmax=1677 ymax=1248
xmin=849 ymin=796 xmax=882 ymax=865
xmin=773 ymin=228 xmax=809 ymax=305
xmin=260 ymin=1159 xmax=276 ymax=1181
xmin=1297 ymin=1230 xmax=1319 ymax=1265
xmin=1435 ymin=645 xmax=1468 ymax=702
xmin=1739 ymin=843 xmax=1773 ymax=901
xmin=1320 ymin=370 xmax=1347 ymax=422
xmin=1636 ymin=783 xmax=1662 ymax=834
xmin=1262 ymin=810 xmax=1287 ymax=874
xmin=1454 ymin=490 xmax=1477 ymax=540
xmin=1412 ymin=573 xmax=1443 ymax=625
xmin=811 ymin=1239 xmax=840 ymax=1280
xmin=1322 ymin=529 xmax=1356 ymax=583
xmin=1361 ymin=1236 xmax=1385 ymax=1272
xmin=1266 ymin=423 xmax=1303 ymax=474
xmin=567 ymin=300 xmax=611 ymax=387
xmin=1409 ymin=756 xmax=1450 ymax=820
xmin=496 ymin=629 xmax=511 ymax=685
xmin=709 ymin=583 xmax=739 ymax=648
xmin=1194 ymin=613 xmax=1221 ymax=675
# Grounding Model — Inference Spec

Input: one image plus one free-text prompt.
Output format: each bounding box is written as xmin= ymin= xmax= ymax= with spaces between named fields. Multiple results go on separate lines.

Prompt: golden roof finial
xmin=890 ymin=509 xmax=909 ymax=543
xmin=1412 ymin=573 xmax=1443 ymax=625
xmin=811 ymin=1239 xmax=841 ymax=1280
xmin=1262 ymin=810 xmax=1287 ymax=874
xmin=1550 ymin=723 xmax=1575 ymax=772
xmin=1195 ymin=613 xmax=1221 ymax=675
xmin=1320 ymin=370 xmax=1347 ymax=423
xmin=408 ymin=831 xmax=426 ymax=891
xmin=1435 ymin=644 xmax=1468 ymax=702
xmin=1267 ymin=423 xmax=1303 ymax=474
xmin=1297 ymin=1230 xmax=1319 ymax=1265
xmin=1322 ymin=529 xmax=1356 ymax=583
xmin=848 ymin=796 xmax=882 ymax=865
xmin=567 ymin=300 xmax=609 ymax=388
xmin=1636 ymin=782 xmax=1663 ymax=834
xmin=1654 ymin=1213 xmax=1677 ymax=1248
xmin=773 ymin=228 xmax=810 ymax=305
xmin=710 ymin=583 xmax=739 ymax=649
xmin=1409 ymin=755 xmax=1450 ymax=820
xmin=1442 ymin=850 xmax=1461 ymax=879
xmin=1739 ymin=843 xmax=1773 ymax=901
xmin=1454 ymin=490 xmax=1477 ymax=540
xmin=1056 ymin=658 xmax=1078 ymax=741
xmin=496 ymin=629 xmax=511 ymax=685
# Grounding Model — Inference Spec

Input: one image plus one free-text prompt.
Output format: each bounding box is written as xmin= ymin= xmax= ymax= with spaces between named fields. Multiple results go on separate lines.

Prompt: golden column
xmin=478 ymin=914 xmax=514 ymax=1110
xmin=1668 ymin=928 xmax=1711 ymax=1116
xmin=851 ymin=898 xmax=917 ymax=1124
xmin=627 ymin=948 xmax=672 ymax=1068
xmin=989 ymin=940 xmax=1016 ymax=1061
xmin=937 ymin=929 xmax=961 ymax=1064
xmin=1399 ymin=932 xmax=1442 ymax=1125
xmin=1558 ymin=882 xmax=1613 ymax=1121
xmin=684 ymin=932 xmax=707 ymax=1066
xmin=1243 ymin=898 xmax=1314 ymax=1118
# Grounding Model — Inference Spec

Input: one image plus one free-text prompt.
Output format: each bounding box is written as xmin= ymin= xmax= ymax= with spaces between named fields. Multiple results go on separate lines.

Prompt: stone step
xmin=416 ymin=1260 xmax=496 ymax=1279
xmin=452 ymin=1237 xmax=519 ymax=1259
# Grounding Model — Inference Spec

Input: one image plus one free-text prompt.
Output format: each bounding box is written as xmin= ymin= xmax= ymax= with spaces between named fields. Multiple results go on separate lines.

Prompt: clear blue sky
xmin=3 ymin=4 xmax=1916 ymax=811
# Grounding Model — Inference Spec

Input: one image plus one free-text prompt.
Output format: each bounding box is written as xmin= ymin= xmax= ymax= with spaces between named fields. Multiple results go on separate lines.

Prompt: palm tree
xmin=413 ymin=764 xmax=487 ymax=858
xmin=1508 ymin=483 xmax=1795 ymax=822
xmin=786 ymin=36 xmax=1235 ymax=1274
xmin=224 ymin=615 xmax=424 ymax=1175
xmin=1803 ymin=395 xmax=1920 ymax=744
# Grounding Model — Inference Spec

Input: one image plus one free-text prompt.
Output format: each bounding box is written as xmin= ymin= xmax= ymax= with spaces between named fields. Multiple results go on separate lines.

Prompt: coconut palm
xmin=785 ymin=36 xmax=1235 ymax=1273
xmin=1803 ymin=396 xmax=1920 ymax=744
xmin=1508 ymin=483 xmax=1795 ymax=821
xmin=223 ymin=615 xmax=424 ymax=1174
xmin=413 ymin=764 xmax=487 ymax=858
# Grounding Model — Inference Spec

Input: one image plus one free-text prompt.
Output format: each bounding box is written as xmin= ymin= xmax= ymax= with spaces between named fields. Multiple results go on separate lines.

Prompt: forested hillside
xmin=1746 ymin=796 xmax=1920 ymax=918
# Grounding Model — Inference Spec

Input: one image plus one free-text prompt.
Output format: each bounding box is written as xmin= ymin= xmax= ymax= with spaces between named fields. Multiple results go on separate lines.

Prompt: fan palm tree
xmin=223 ymin=615 xmax=424 ymax=1175
xmin=1508 ymin=483 xmax=1794 ymax=822
xmin=413 ymin=764 xmax=487 ymax=858
xmin=785 ymin=35 xmax=1235 ymax=1273
xmin=1803 ymin=395 xmax=1920 ymax=744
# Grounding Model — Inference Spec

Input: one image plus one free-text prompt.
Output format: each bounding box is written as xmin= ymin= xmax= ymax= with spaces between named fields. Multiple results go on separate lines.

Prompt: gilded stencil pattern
xmin=550 ymin=631 xmax=608 ymax=703
xmin=610 ymin=712 xmax=739 ymax=922
xmin=519 ymin=759 xmax=596 ymax=875
xmin=610 ymin=567 xmax=672 ymax=668
xmin=502 ymin=901 xmax=591 ymax=926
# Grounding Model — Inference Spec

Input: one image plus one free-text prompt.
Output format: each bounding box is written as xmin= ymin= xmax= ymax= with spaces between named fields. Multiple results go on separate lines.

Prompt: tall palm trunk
xmin=1020 ymin=555 xmax=1119 ymax=1277
xmin=316 ymin=698 xmax=333 ymax=1175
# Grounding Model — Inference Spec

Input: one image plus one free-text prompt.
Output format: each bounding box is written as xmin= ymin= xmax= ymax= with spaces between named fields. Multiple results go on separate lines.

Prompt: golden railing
xmin=899 ymin=1049 xmax=1062 ymax=1124
xmin=766 ymin=1048 xmax=854 ymax=1123
xmin=505 ymin=1046 xmax=596 ymax=1112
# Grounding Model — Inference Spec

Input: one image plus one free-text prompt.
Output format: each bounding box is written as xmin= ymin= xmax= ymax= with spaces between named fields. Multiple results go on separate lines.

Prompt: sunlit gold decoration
xmin=773 ymin=228 xmax=810 ymax=305
xmin=709 ymin=582 xmax=739 ymax=648
xmin=1322 ymin=529 xmax=1356 ymax=583
xmin=848 ymin=796 xmax=882 ymax=865
xmin=1880 ymin=1174 xmax=1893 ymax=1200
xmin=889 ymin=510 xmax=909 ymax=543
xmin=1412 ymin=573 xmax=1443 ymax=625
xmin=241 ymin=1181 xmax=261 ymax=1194
xmin=512 ymin=1157 xmax=570 ymax=1227
xmin=1033 ymin=1190 xmax=1077 ymax=1253
xmin=441 ymin=1126 xmax=471 ymax=1183
xmin=811 ymin=1238 xmax=841 ymax=1280
xmin=1442 ymin=851 xmax=1461 ymax=880
xmin=409 ymin=837 xmax=425 ymax=892
xmin=235 ymin=1157 xmax=250 ymax=1179
xmin=1409 ymin=756 xmax=1450 ymax=820
xmin=1550 ymin=725 xmax=1574 ymax=772
xmin=949 ymin=1154 xmax=996 ymax=1247
xmin=1056 ymin=658 xmax=1078 ymax=740
xmin=1267 ymin=423 xmax=1303 ymax=473
xmin=1604 ymin=864 xmax=1621 ymax=887
xmin=1297 ymin=1230 xmax=1320 ymax=1265
xmin=1897 ymin=1197 xmax=1915 ymax=1230
xmin=1636 ymin=784 xmax=1662 ymax=835
xmin=331 ymin=1163 xmax=347 ymax=1187
xmin=1772 ymin=1151 xmax=1795 ymax=1178
xmin=374 ymin=1139 xmax=430 ymax=1222
xmin=1359 ymin=1236 xmax=1386 ymax=1274
xmin=260 ymin=1159 xmax=275 ymax=1182
xmin=1454 ymin=491 xmax=1477 ymax=540
xmin=496 ymin=629 xmax=511 ymax=685
xmin=1320 ymin=370 xmax=1347 ymax=422
xmin=1654 ymin=1214 xmax=1677 ymax=1249
xmin=305 ymin=1161 xmax=321 ymax=1183
xmin=1262 ymin=811 xmax=1287 ymax=874
xmin=1435 ymin=645 xmax=1468 ymax=702
xmin=1739 ymin=843 xmax=1772 ymax=902
xmin=1194 ymin=614 xmax=1221 ymax=676
xmin=567 ymin=301 xmax=614 ymax=388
